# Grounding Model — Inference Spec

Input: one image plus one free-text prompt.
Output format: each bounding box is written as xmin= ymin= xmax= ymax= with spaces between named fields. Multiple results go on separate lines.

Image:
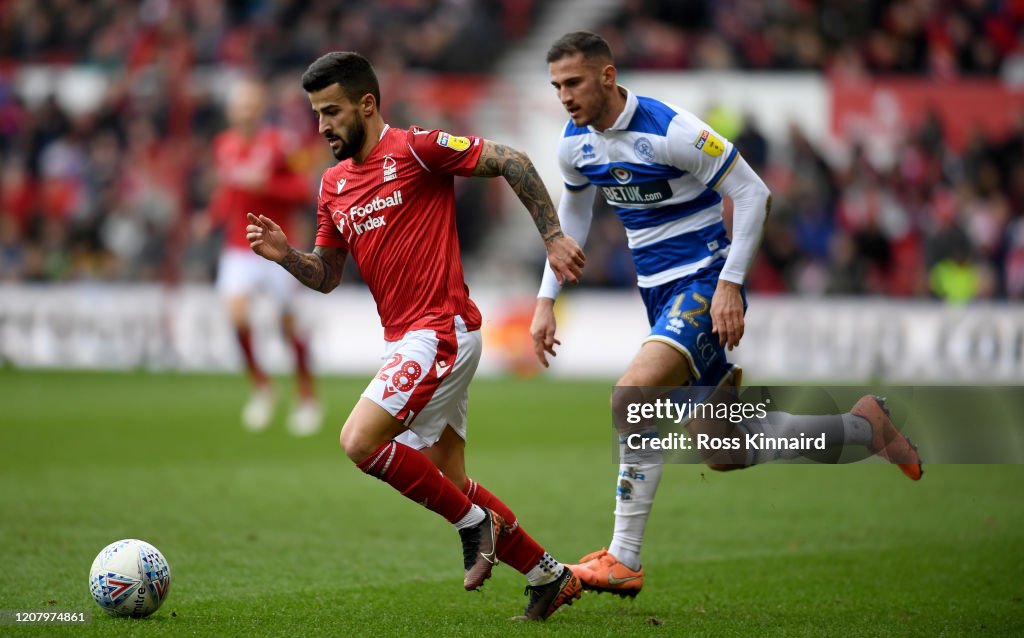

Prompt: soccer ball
xmin=88 ymin=539 xmax=171 ymax=618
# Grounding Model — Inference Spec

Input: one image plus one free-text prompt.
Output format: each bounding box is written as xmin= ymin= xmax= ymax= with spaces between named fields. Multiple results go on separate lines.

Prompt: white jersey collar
xmin=597 ymin=86 xmax=636 ymax=134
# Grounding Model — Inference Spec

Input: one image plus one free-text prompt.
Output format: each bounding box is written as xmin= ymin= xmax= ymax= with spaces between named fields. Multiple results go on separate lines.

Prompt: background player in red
xmin=245 ymin=52 xmax=586 ymax=620
xmin=204 ymin=78 xmax=323 ymax=435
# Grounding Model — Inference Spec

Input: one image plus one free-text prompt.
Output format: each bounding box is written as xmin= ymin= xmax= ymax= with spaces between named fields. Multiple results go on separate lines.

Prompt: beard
xmin=579 ymin=92 xmax=609 ymax=128
xmin=330 ymin=117 xmax=366 ymax=161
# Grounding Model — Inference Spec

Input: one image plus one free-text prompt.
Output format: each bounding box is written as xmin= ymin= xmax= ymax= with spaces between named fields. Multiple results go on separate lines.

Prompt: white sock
xmin=454 ymin=504 xmax=485 ymax=530
xmin=525 ymin=552 xmax=563 ymax=586
xmin=608 ymin=436 xmax=663 ymax=572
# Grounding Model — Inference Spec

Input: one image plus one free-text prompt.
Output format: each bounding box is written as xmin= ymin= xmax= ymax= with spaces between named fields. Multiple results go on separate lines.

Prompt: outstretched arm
xmin=472 ymin=140 xmax=562 ymax=241
xmin=472 ymin=140 xmax=585 ymax=284
xmin=246 ymin=213 xmax=345 ymax=293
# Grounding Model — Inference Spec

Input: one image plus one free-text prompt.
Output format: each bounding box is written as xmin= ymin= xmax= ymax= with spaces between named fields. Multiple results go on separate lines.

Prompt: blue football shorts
xmin=639 ymin=272 xmax=746 ymax=385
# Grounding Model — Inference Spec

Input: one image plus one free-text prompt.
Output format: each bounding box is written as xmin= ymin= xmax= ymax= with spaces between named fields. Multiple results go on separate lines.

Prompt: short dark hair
xmin=546 ymin=31 xmax=614 ymax=64
xmin=301 ymin=51 xmax=381 ymax=108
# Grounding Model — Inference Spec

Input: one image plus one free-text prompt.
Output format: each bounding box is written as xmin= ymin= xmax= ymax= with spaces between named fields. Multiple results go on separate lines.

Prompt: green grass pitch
xmin=1 ymin=369 xmax=1022 ymax=636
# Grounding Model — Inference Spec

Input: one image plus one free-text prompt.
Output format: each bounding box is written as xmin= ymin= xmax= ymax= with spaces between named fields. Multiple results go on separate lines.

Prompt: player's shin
xmin=609 ymin=433 xmax=664 ymax=572
xmin=290 ymin=335 xmax=315 ymax=400
xmin=358 ymin=440 xmax=483 ymax=526
xmin=462 ymin=479 xmax=560 ymax=586
xmin=236 ymin=326 xmax=269 ymax=387
xmin=731 ymin=411 xmax=871 ymax=465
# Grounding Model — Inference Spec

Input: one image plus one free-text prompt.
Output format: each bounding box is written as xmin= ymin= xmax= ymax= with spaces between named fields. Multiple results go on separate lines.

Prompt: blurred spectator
xmin=1005 ymin=219 xmax=1024 ymax=299
xmin=0 ymin=213 xmax=25 ymax=281
xmin=733 ymin=114 xmax=769 ymax=174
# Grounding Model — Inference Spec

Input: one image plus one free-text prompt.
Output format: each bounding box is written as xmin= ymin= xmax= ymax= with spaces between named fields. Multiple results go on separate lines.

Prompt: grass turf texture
xmin=1 ymin=369 xmax=1022 ymax=637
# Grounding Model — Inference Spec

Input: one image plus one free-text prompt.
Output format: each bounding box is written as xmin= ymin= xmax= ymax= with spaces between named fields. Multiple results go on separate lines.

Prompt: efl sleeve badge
xmin=437 ymin=131 xmax=471 ymax=152
xmin=694 ymin=129 xmax=725 ymax=157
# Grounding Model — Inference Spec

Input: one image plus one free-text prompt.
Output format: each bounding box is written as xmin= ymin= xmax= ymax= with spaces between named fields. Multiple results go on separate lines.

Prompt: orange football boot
xmin=567 ymin=548 xmax=643 ymax=597
xmin=851 ymin=395 xmax=923 ymax=481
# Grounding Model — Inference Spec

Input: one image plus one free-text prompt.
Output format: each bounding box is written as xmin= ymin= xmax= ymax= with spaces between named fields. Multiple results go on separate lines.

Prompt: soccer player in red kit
xmin=206 ymin=78 xmax=323 ymax=435
xmin=245 ymin=52 xmax=586 ymax=620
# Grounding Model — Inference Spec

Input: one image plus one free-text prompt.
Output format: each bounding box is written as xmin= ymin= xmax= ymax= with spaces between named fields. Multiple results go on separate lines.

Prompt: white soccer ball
xmin=88 ymin=539 xmax=171 ymax=618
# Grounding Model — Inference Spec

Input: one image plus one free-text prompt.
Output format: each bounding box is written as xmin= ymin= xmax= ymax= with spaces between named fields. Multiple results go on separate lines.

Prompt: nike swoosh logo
xmin=480 ymin=548 xmax=496 ymax=564
xmin=608 ymin=574 xmax=640 ymax=585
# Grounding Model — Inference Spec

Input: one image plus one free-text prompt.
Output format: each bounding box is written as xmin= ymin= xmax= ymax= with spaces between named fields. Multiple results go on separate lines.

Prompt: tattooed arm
xmin=472 ymin=140 xmax=585 ymax=283
xmin=279 ymin=245 xmax=346 ymax=293
xmin=246 ymin=213 xmax=345 ymax=293
xmin=472 ymin=140 xmax=565 ymax=244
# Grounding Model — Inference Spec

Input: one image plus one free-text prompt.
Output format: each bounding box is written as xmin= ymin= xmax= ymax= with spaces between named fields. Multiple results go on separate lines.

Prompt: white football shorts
xmin=216 ymin=247 xmax=299 ymax=305
xmin=361 ymin=315 xmax=481 ymax=449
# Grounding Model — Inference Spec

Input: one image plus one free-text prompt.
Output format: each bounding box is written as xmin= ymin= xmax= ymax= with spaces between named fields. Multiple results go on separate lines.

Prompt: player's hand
xmin=530 ymin=297 xmax=560 ymax=368
xmin=545 ymin=234 xmax=585 ymax=285
xmin=711 ymin=279 xmax=745 ymax=350
xmin=246 ymin=213 xmax=290 ymax=263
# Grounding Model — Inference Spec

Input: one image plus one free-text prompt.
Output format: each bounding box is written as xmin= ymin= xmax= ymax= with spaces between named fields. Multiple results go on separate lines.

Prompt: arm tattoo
xmin=473 ymin=141 xmax=563 ymax=243
xmin=279 ymin=245 xmax=345 ymax=293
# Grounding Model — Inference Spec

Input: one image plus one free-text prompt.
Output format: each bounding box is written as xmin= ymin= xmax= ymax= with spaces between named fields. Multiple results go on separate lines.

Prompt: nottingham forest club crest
xmin=382 ymin=155 xmax=397 ymax=182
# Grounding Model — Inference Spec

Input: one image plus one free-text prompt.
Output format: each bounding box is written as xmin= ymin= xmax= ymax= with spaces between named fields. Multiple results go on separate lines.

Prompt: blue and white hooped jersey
xmin=558 ymin=89 xmax=740 ymax=289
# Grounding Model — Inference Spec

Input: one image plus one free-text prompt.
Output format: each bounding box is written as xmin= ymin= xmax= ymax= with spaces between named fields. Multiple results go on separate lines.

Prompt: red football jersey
xmin=209 ymin=127 xmax=310 ymax=249
xmin=315 ymin=125 xmax=484 ymax=340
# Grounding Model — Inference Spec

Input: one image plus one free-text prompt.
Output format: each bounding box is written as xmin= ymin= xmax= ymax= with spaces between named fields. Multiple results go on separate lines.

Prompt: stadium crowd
xmin=598 ymin=0 xmax=1023 ymax=76
xmin=0 ymin=0 xmax=529 ymax=73
xmin=1 ymin=0 xmax=1022 ymax=301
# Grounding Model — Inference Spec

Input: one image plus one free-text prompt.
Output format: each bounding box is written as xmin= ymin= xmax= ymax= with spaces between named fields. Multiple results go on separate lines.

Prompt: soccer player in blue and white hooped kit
xmin=531 ymin=32 xmax=923 ymax=598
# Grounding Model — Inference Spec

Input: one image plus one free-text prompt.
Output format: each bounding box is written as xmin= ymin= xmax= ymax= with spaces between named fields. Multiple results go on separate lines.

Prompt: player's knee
xmin=224 ymin=297 xmax=250 ymax=327
xmin=339 ymin=425 xmax=382 ymax=464
xmin=280 ymin=312 xmax=296 ymax=336
xmin=610 ymin=386 xmax=647 ymax=432
xmin=615 ymin=370 xmax=645 ymax=388
xmin=338 ymin=429 xmax=361 ymax=463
